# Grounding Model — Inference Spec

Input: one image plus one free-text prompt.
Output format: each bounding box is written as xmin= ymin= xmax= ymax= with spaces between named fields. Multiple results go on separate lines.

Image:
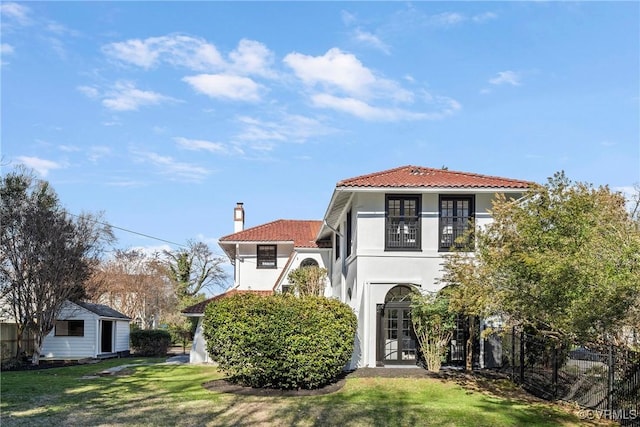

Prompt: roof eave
xmin=336 ymin=185 xmax=529 ymax=193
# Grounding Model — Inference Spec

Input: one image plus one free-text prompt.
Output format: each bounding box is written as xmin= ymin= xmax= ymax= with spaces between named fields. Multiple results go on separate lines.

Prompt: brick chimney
xmin=233 ymin=202 xmax=244 ymax=232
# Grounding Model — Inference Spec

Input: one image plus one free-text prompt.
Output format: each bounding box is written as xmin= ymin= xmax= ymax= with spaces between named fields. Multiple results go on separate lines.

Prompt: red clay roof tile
xmin=337 ymin=165 xmax=531 ymax=189
xmin=219 ymin=219 xmax=322 ymax=248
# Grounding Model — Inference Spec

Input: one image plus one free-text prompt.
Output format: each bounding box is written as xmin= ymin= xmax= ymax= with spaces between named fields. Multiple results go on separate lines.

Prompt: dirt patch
xmin=203 ymin=375 xmax=348 ymax=396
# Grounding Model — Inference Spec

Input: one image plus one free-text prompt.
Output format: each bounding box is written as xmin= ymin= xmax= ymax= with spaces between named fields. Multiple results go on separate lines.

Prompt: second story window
xmin=385 ymin=195 xmax=421 ymax=251
xmin=257 ymin=244 xmax=277 ymax=269
xmin=439 ymin=195 xmax=474 ymax=251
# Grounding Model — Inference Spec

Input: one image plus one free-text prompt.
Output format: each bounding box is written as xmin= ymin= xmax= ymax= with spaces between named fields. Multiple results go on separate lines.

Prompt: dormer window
xmin=257 ymin=244 xmax=277 ymax=269
xmin=385 ymin=195 xmax=421 ymax=251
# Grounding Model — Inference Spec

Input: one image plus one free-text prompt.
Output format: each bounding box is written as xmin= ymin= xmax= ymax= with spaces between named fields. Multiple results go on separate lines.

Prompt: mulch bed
xmin=202 ymin=367 xmax=516 ymax=397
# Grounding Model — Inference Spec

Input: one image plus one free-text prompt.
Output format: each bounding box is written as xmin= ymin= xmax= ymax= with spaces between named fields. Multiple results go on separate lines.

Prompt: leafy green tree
xmin=445 ymin=172 xmax=640 ymax=343
xmin=0 ymin=168 xmax=114 ymax=364
xmin=439 ymin=245 xmax=494 ymax=370
xmin=411 ymin=292 xmax=457 ymax=372
xmin=286 ymin=265 xmax=327 ymax=296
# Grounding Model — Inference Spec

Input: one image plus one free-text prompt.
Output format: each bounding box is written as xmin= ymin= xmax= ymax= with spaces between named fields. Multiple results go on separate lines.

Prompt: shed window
xmin=55 ymin=320 xmax=85 ymax=337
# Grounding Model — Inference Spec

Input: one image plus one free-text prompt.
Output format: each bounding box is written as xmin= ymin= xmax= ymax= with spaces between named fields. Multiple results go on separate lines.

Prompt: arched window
xmin=384 ymin=285 xmax=416 ymax=303
xmin=300 ymin=258 xmax=319 ymax=268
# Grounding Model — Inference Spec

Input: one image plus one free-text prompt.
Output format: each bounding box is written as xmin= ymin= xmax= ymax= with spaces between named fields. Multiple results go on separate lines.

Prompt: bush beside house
xmin=203 ymin=293 xmax=357 ymax=390
xmin=130 ymin=329 xmax=172 ymax=356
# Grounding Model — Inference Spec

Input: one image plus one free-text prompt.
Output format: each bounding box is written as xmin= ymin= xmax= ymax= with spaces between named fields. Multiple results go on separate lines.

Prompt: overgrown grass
xmin=0 ymin=359 xmax=605 ymax=426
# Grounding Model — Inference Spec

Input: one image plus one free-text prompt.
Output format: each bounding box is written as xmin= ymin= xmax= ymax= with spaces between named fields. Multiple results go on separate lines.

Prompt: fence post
xmin=552 ymin=344 xmax=559 ymax=400
xmin=607 ymin=344 xmax=614 ymax=412
xmin=511 ymin=326 xmax=516 ymax=381
xmin=520 ymin=329 xmax=525 ymax=383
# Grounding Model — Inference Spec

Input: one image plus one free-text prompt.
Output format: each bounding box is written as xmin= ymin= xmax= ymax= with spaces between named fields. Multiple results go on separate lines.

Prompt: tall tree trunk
xmin=31 ymin=336 xmax=42 ymax=365
xmin=14 ymin=325 xmax=24 ymax=359
xmin=465 ymin=316 xmax=477 ymax=371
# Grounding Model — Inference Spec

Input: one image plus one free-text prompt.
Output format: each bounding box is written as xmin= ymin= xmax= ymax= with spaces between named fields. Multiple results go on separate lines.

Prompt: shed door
xmin=101 ymin=320 xmax=113 ymax=353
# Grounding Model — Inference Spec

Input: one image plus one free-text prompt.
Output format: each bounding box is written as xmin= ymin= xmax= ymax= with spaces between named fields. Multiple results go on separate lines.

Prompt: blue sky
xmin=2 ymin=2 xmax=639 ymax=264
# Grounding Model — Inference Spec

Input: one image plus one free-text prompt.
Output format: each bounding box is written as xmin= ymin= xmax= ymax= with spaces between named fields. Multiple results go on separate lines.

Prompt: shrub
xmin=130 ymin=329 xmax=172 ymax=356
xmin=411 ymin=292 xmax=457 ymax=372
xmin=203 ymin=293 xmax=357 ymax=390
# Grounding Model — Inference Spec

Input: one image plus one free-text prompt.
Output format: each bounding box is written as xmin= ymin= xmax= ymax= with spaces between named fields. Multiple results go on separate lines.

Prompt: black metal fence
xmin=499 ymin=328 xmax=639 ymax=426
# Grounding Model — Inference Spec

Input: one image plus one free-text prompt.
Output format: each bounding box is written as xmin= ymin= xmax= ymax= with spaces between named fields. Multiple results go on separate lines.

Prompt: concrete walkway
xmin=81 ymin=354 xmax=189 ymax=379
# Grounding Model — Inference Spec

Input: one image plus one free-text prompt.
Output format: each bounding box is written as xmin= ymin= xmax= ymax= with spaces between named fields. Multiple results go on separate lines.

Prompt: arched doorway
xmin=376 ymin=285 xmax=418 ymax=365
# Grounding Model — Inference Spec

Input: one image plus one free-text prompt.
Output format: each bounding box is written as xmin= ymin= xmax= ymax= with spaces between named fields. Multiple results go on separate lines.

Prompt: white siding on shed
xmin=114 ymin=320 xmax=130 ymax=353
xmin=41 ymin=303 xmax=98 ymax=359
xmin=41 ymin=301 xmax=131 ymax=360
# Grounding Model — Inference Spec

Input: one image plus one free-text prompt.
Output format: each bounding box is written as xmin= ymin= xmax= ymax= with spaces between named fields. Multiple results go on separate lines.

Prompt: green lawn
xmin=0 ymin=359 xmax=602 ymax=426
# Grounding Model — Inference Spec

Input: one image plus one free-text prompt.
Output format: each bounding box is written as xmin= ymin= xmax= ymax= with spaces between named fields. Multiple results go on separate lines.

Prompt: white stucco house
xmin=40 ymin=300 xmax=131 ymax=360
xmin=184 ymin=165 xmax=531 ymax=368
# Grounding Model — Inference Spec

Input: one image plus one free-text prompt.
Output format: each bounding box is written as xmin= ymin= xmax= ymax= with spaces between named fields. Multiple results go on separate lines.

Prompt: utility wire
xmin=67 ymin=211 xmax=188 ymax=248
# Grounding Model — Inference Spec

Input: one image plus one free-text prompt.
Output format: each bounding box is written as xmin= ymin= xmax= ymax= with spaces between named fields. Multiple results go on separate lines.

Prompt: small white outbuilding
xmin=41 ymin=300 xmax=131 ymax=360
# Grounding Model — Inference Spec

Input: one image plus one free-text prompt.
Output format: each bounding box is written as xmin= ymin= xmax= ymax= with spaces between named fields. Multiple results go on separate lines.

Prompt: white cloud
xmin=236 ymin=114 xmax=333 ymax=143
xmin=45 ymin=21 xmax=80 ymax=37
xmin=88 ymin=146 xmax=112 ymax=162
xmin=183 ymin=74 xmax=262 ymax=102
xmin=16 ymin=156 xmax=63 ymax=177
xmin=489 ymin=70 xmax=521 ymax=86
xmin=105 ymin=179 xmax=147 ymax=188
xmin=312 ymin=92 xmax=460 ymax=122
xmin=58 ymin=144 xmax=81 ymax=152
xmin=174 ymin=137 xmax=227 ymax=154
xmin=284 ymin=48 xmax=377 ymax=97
xmin=1 ymin=43 xmax=14 ymax=55
xmin=284 ymin=48 xmax=413 ymax=104
xmin=473 ymin=12 xmax=498 ymax=23
xmin=311 ymin=94 xmax=423 ymax=121
xmin=431 ymin=12 xmax=465 ymax=26
xmin=341 ymin=10 xmax=357 ymax=26
xmin=353 ymin=29 xmax=390 ymax=54
xmin=0 ymin=2 xmax=32 ymax=25
xmin=77 ymin=85 xmax=100 ymax=98
xmin=103 ymin=34 xmax=225 ymax=71
xmin=228 ymin=39 xmax=275 ymax=77
xmin=102 ymin=81 xmax=175 ymax=111
xmin=134 ymin=151 xmax=211 ymax=182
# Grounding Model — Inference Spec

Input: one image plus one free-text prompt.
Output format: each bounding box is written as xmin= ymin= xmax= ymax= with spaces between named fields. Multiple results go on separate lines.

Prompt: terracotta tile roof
xmin=337 ymin=165 xmax=532 ymax=189
xmin=182 ymin=289 xmax=273 ymax=315
xmin=219 ymin=219 xmax=322 ymax=248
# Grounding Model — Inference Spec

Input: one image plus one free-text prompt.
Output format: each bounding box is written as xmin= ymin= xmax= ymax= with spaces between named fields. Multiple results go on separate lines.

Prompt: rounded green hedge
xmin=130 ymin=329 xmax=172 ymax=356
xmin=203 ymin=293 xmax=357 ymax=390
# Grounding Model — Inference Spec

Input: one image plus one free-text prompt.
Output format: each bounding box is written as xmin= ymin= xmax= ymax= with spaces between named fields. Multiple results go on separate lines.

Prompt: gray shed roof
xmin=75 ymin=301 xmax=130 ymax=320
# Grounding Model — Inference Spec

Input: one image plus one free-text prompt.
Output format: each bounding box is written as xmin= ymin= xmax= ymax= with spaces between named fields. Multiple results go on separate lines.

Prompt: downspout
xmin=235 ymin=243 xmax=240 ymax=288
xmin=323 ymin=220 xmax=343 ymax=237
xmin=95 ymin=318 xmax=100 ymax=358
xmin=364 ymin=281 xmax=370 ymax=367
xmin=323 ymin=220 xmax=345 ymax=301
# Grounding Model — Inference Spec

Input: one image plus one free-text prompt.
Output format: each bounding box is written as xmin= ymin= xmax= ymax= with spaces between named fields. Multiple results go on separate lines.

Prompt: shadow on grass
xmin=1 ymin=363 xmax=601 ymax=427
